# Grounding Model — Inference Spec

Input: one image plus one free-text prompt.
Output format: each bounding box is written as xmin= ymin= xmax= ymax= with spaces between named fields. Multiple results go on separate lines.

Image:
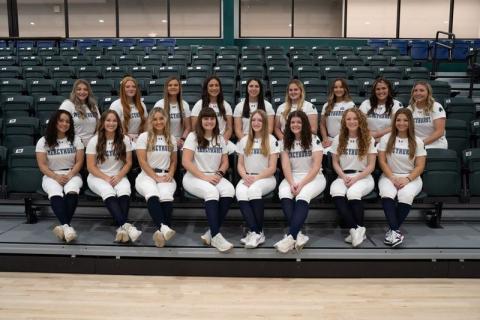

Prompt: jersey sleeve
xmin=391 ymin=102 xmax=402 ymax=116
xmin=320 ymin=102 xmax=328 ymax=116
xmin=171 ymin=135 xmax=178 ymax=152
xmin=191 ymin=100 xmax=202 ymax=117
xmin=368 ymin=136 xmax=377 ymax=154
xmin=312 ymin=135 xmax=324 ymax=153
xmin=265 ymin=101 xmax=275 ymax=116
xmin=35 ymin=137 xmax=47 ymax=153
xmin=359 ymin=100 xmax=370 ymax=114
xmin=85 ymin=136 xmax=98 ymax=155
xmin=223 ymin=101 xmax=233 ymax=116
xmin=153 ymin=99 xmax=164 ymax=109
xmin=233 ymin=102 xmax=243 ymax=118
xmin=303 ymin=101 xmax=317 ymax=115
xmin=182 ymin=100 xmax=191 ymax=117
xmin=432 ymin=102 xmax=446 ymax=121
xmin=377 ymin=134 xmax=389 ymax=152
xmin=415 ymin=137 xmax=427 ymax=157
xmin=123 ymin=135 xmax=132 ymax=152
xmin=183 ymin=132 xmax=197 ymax=151
xmin=58 ymin=99 xmax=74 ymax=114
xmin=275 ymin=103 xmax=285 ymax=117
xmin=140 ymin=102 xmax=148 ymax=119
xmin=74 ymin=136 xmax=85 ymax=150
xmin=329 ymin=135 xmax=340 ymax=154
xmin=109 ymin=100 xmax=123 ymax=118
xmin=219 ymin=136 xmax=228 ymax=154
xmin=269 ymin=135 xmax=279 ymax=154
xmin=236 ymin=136 xmax=246 ymax=154
xmin=135 ymin=132 xmax=148 ymax=150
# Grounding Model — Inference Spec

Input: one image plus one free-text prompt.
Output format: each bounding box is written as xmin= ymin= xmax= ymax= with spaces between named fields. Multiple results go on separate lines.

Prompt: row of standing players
xmin=35 ymin=75 xmax=447 ymax=252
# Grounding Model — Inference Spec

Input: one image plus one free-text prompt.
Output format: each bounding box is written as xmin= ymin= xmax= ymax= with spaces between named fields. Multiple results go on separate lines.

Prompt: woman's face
xmin=413 ymin=84 xmax=428 ymax=104
xmin=247 ymin=80 xmax=261 ymax=99
xmin=288 ymin=83 xmax=302 ymax=101
xmin=201 ymin=116 xmax=216 ymax=131
xmin=152 ymin=111 xmax=166 ymax=133
xmin=290 ymin=116 xmax=303 ymax=136
xmin=207 ymin=79 xmax=221 ymax=99
xmin=395 ymin=113 xmax=409 ymax=133
xmin=251 ymin=112 xmax=263 ymax=133
xmin=75 ymin=83 xmax=89 ymax=102
xmin=345 ymin=110 xmax=359 ymax=133
xmin=375 ymin=81 xmax=389 ymax=102
xmin=104 ymin=113 xmax=118 ymax=133
xmin=333 ymin=80 xmax=345 ymax=98
xmin=167 ymin=79 xmax=180 ymax=97
xmin=124 ymin=80 xmax=137 ymax=98
xmin=56 ymin=113 xmax=71 ymax=134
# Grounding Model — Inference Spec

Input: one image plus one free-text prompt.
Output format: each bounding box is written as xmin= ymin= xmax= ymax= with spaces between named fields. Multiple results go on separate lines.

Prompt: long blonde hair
xmin=146 ymin=108 xmax=174 ymax=152
xmin=324 ymin=78 xmax=352 ymax=116
xmin=119 ymin=76 xmax=146 ymax=133
xmin=409 ymin=81 xmax=435 ymax=115
xmin=69 ymin=79 xmax=99 ymax=119
xmin=245 ymin=110 xmax=270 ymax=157
xmin=337 ymin=108 xmax=371 ymax=160
xmin=281 ymin=79 xmax=306 ymax=119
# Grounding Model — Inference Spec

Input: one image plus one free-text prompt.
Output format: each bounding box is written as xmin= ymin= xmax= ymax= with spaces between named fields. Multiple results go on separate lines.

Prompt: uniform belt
xmin=246 ymin=172 xmax=259 ymax=175
xmin=154 ymin=168 xmax=169 ymax=173
xmin=343 ymin=170 xmax=362 ymax=174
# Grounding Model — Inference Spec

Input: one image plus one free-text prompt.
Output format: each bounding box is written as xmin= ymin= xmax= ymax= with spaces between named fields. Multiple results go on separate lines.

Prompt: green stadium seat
xmin=241 ymin=46 xmax=262 ymax=56
xmin=393 ymin=79 xmax=416 ymax=96
xmin=291 ymin=55 xmax=314 ymax=68
xmin=265 ymin=54 xmax=289 ymax=68
xmin=264 ymin=46 xmax=286 ymax=56
xmin=1 ymin=95 xmax=33 ymax=117
xmin=35 ymin=95 xmax=65 ymax=122
xmin=0 ymin=47 xmax=14 ymax=56
xmin=429 ymin=80 xmax=452 ymax=98
xmin=76 ymin=66 xmax=102 ymax=79
xmin=219 ymin=77 xmax=236 ymax=97
xmin=180 ymin=78 xmax=203 ymax=96
xmin=0 ymin=79 xmax=25 ymax=95
xmin=269 ymin=78 xmax=290 ymax=98
xmin=157 ymin=66 xmax=182 ymax=81
xmin=216 ymin=54 xmax=238 ymax=67
xmin=303 ymin=79 xmax=329 ymax=96
xmin=166 ymin=55 xmax=188 ymax=68
xmin=239 ymin=65 xmax=265 ymax=80
xmin=339 ymin=55 xmax=364 ymax=67
xmin=22 ymin=66 xmax=48 ymax=79
xmin=295 ymin=65 xmax=322 ymax=81
xmin=89 ymin=79 xmax=115 ymax=97
xmin=17 ymin=47 xmax=36 ymax=56
xmin=0 ymin=66 xmax=21 ymax=79
xmin=56 ymin=79 xmax=76 ymax=97
xmin=422 ymin=148 xmax=461 ymax=197
xmin=141 ymin=54 xmax=165 ymax=66
xmin=104 ymin=46 xmax=124 ymax=56
xmin=117 ymin=55 xmax=139 ymax=67
xmin=147 ymin=46 xmax=169 ymax=56
xmin=186 ymin=66 xmax=211 ymax=80
xmin=322 ymin=66 xmax=348 ymax=80
xmin=267 ymin=65 xmax=292 ymax=80
xmin=349 ymin=66 xmax=375 ymax=81
xmin=98 ymin=96 xmax=118 ymax=112
xmin=218 ymin=46 xmax=239 ymax=56
xmin=92 ymin=55 xmax=116 ymax=66
xmin=37 ymin=47 xmax=59 ymax=56
xmin=3 ymin=117 xmax=39 ymax=151
xmin=364 ymin=55 xmax=390 ymax=67
xmin=102 ymin=66 xmax=128 ymax=80
xmin=390 ymin=56 xmax=414 ymax=67
xmin=404 ymin=67 xmax=430 ymax=80
xmin=19 ymin=56 xmax=42 ymax=66
xmin=378 ymin=47 xmax=401 ymax=56
xmin=126 ymin=46 xmax=146 ymax=56
xmin=27 ymin=79 xmax=56 ymax=96
xmin=42 ymin=56 xmax=66 ymax=66
xmin=59 ymin=47 xmax=80 ymax=57
xmin=444 ymin=97 xmax=476 ymax=123
xmin=192 ymin=55 xmax=215 ymax=69
xmin=289 ymin=46 xmax=310 ymax=56
xmin=141 ymin=95 xmax=162 ymax=112
xmin=67 ymin=56 xmax=92 ymax=66
xmin=49 ymin=66 xmax=76 ymax=79
xmin=213 ymin=65 xmax=237 ymax=80
xmin=146 ymin=79 xmax=165 ymax=96
xmin=375 ymin=66 xmax=403 ymax=81
xmin=356 ymin=46 xmax=377 ymax=56
xmin=0 ymin=56 xmax=17 ymax=66
xmin=6 ymin=146 xmax=43 ymax=195
xmin=462 ymin=148 xmax=480 ymax=196
xmin=83 ymin=47 xmax=103 ymax=56
xmin=129 ymin=66 xmax=155 ymax=79
xmin=445 ymin=119 xmax=470 ymax=156
xmin=334 ymin=46 xmax=354 ymax=56
xmin=196 ymin=46 xmax=217 ymax=57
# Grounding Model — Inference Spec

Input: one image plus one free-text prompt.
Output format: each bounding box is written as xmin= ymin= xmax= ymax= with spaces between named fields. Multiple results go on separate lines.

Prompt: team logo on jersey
xmin=438 ymin=106 xmax=444 ymax=112
xmin=393 ymin=148 xmax=409 ymax=155
xmin=414 ymin=117 xmax=431 ymax=124
xmin=316 ymin=139 xmax=321 ymax=145
xmin=289 ymin=150 xmax=312 ymax=158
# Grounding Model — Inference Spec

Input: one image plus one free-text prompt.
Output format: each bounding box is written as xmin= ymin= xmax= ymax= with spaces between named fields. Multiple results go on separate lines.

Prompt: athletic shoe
xmin=63 ymin=224 xmax=77 ymax=243
xmin=122 ymin=223 xmax=142 ymax=242
xmin=245 ymin=232 xmax=262 ymax=249
xmin=391 ymin=230 xmax=404 ymax=248
xmin=115 ymin=227 xmax=129 ymax=243
xmin=53 ymin=225 xmax=65 ymax=240
xmin=200 ymin=230 xmax=211 ymax=245
xmin=152 ymin=230 xmax=165 ymax=247
xmin=274 ymin=235 xmax=295 ymax=254
xmin=351 ymin=226 xmax=366 ymax=248
xmin=258 ymin=231 xmax=266 ymax=245
xmin=211 ymin=233 xmax=233 ymax=253
xmin=240 ymin=231 xmax=253 ymax=245
xmin=345 ymin=232 xmax=366 ymax=244
xmin=160 ymin=224 xmax=176 ymax=241
xmin=384 ymin=229 xmax=393 ymax=245
xmin=295 ymin=231 xmax=309 ymax=251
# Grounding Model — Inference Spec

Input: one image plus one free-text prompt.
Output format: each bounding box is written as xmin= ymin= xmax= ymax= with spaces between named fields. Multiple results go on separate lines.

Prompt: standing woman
xmin=191 ymin=75 xmax=235 ymax=153
xmin=236 ymin=110 xmax=279 ymax=248
xmin=59 ymin=79 xmax=100 ymax=147
xmin=86 ymin=110 xmax=141 ymax=243
xmin=320 ymin=78 xmax=355 ymax=148
xmin=182 ymin=108 xmax=235 ymax=252
xmin=378 ymin=108 xmax=426 ymax=247
xmin=234 ymin=78 xmax=275 ymax=139
xmin=359 ymin=78 xmax=402 ymax=142
xmin=110 ymin=76 xmax=148 ymax=142
xmin=274 ymin=110 xmax=326 ymax=253
xmin=153 ymin=76 xmax=191 ymax=148
xmin=274 ymin=79 xmax=317 ymax=140
xmin=407 ymin=81 xmax=447 ymax=149
xmin=136 ymin=108 xmax=177 ymax=247
xmin=330 ymin=108 xmax=377 ymax=248
xmin=36 ymin=110 xmax=84 ymax=243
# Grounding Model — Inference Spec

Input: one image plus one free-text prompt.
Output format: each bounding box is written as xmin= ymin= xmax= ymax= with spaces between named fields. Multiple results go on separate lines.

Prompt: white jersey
xmin=330 ymin=135 xmax=377 ymax=171
xmin=191 ymin=100 xmax=233 ymax=135
xmin=378 ymin=133 xmax=427 ymax=174
xmin=36 ymin=136 xmax=84 ymax=171
xmin=183 ymin=132 xmax=227 ymax=173
xmin=359 ymin=99 xmax=402 ymax=132
xmin=86 ymin=135 xmax=132 ymax=176
xmin=135 ymin=132 xmax=177 ymax=171
xmin=237 ymin=134 xmax=279 ymax=174
xmin=153 ymin=99 xmax=191 ymax=139
xmin=234 ymin=99 xmax=275 ymax=135
xmin=276 ymin=101 xmax=317 ymax=132
xmin=320 ymin=101 xmax=355 ymax=138
xmin=407 ymin=102 xmax=446 ymax=141
xmin=281 ymin=135 xmax=323 ymax=174
xmin=59 ymin=99 xmax=99 ymax=146
xmin=109 ymin=99 xmax=148 ymax=135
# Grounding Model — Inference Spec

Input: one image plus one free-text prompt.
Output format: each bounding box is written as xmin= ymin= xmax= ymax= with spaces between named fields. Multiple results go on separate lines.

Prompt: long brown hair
xmin=96 ymin=110 xmax=126 ymax=163
xmin=195 ymin=107 xmax=221 ymax=149
xmin=119 ymin=76 xmax=146 ymax=133
xmin=69 ymin=79 xmax=99 ymax=119
xmin=368 ymin=78 xmax=394 ymax=116
xmin=337 ymin=108 xmax=371 ymax=160
xmin=409 ymin=81 xmax=435 ymax=115
xmin=162 ymin=76 xmax=186 ymax=125
xmin=245 ymin=110 xmax=270 ymax=157
xmin=282 ymin=79 xmax=306 ymax=119
xmin=324 ymin=78 xmax=352 ymax=116
xmin=242 ymin=78 xmax=266 ymax=118
xmin=386 ymin=108 xmax=417 ymax=160
xmin=146 ymin=108 xmax=174 ymax=152
xmin=283 ymin=110 xmax=312 ymax=152
xmin=201 ymin=75 xmax=227 ymax=120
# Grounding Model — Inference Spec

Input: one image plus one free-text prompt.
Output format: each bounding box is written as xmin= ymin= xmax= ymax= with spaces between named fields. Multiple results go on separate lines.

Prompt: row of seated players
xmin=36 ymin=75 xmax=439 ymax=252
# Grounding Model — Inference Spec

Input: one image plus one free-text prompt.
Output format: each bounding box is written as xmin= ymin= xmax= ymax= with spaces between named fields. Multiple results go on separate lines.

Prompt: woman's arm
xmin=320 ymin=116 xmax=331 ymax=147
xmin=136 ymin=149 xmax=158 ymax=181
xmin=234 ymin=117 xmax=244 ymax=140
xmin=256 ymin=153 xmax=278 ymax=180
xmin=267 ymin=115 xmax=275 ymax=134
xmin=182 ymin=149 xmax=207 ymax=180
xmin=423 ymin=118 xmax=446 ymax=146
xmin=67 ymin=149 xmax=85 ymax=179
xmin=308 ymin=114 xmax=318 ymax=135
xmin=190 ymin=116 xmax=198 ymax=133
xmin=298 ymin=151 xmax=322 ymax=186
xmin=331 ymin=153 xmax=346 ymax=179
xmin=280 ymin=151 xmax=294 ymax=186
xmin=86 ymin=154 xmax=111 ymax=181
xmin=353 ymin=153 xmax=377 ymax=180
xmin=181 ymin=117 xmax=191 ymax=141
xmin=115 ymin=151 xmax=132 ymax=180
xmin=274 ymin=116 xmax=284 ymax=140
xmin=223 ymin=115 xmax=233 ymax=141
xmin=378 ymin=150 xmax=395 ymax=180
xmin=36 ymin=152 xmax=63 ymax=182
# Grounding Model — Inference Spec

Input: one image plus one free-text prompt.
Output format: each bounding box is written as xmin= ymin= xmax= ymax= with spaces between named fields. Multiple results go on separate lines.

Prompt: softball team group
xmin=36 ymin=75 xmax=447 ymax=253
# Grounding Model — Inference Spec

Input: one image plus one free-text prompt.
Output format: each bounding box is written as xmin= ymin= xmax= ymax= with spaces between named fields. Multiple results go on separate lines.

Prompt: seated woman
xmin=378 ymin=108 xmax=426 ymax=247
xmin=36 ymin=110 xmax=84 ymax=243
xmin=330 ymin=108 xmax=377 ymax=248
xmin=274 ymin=110 xmax=326 ymax=253
xmin=407 ymin=81 xmax=447 ymax=149
xmin=182 ymin=107 xmax=235 ymax=252
xmin=236 ymin=110 xmax=279 ymax=248
xmin=136 ymin=108 xmax=177 ymax=247
xmin=86 ymin=110 xmax=141 ymax=243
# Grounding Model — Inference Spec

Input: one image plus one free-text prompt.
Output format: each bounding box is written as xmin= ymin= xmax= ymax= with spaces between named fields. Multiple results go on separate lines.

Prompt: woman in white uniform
xmin=136 ymin=108 xmax=177 ymax=247
xmin=330 ymin=108 xmax=377 ymax=248
xmin=236 ymin=110 xmax=279 ymax=248
xmin=86 ymin=110 xmax=141 ymax=243
xmin=36 ymin=110 xmax=84 ymax=243
xmin=182 ymin=107 xmax=235 ymax=252
xmin=378 ymin=108 xmax=426 ymax=247
xmin=407 ymin=81 xmax=447 ymax=149
xmin=191 ymin=75 xmax=235 ymax=153
xmin=359 ymin=78 xmax=402 ymax=143
xmin=59 ymin=79 xmax=100 ymax=147
xmin=320 ymin=78 xmax=355 ymax=148
xmin=234 ymin=78 xmax=275 ymax=139
xmin=109 ymin=76 xmax=148 ymax=142
xmin=274 ymin=110 xmax=326 ymax=253
xmin=153 ymin=76 xmax=191 ymax=148
xmin=274 ymin=79 xmax=317 ymax=140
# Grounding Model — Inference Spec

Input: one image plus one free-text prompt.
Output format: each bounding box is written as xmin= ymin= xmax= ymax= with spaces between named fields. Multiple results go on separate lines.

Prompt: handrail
xmin=467 ymin=48 xmax=480 ymax=98
xmin=431 ymin=31 xmax=456 ymax=77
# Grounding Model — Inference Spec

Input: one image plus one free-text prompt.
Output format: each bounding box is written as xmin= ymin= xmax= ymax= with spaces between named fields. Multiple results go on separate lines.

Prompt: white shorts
xmin=329 ymin=174 xmax=375 ymax=200
xmin=378 ymin=173 xmax=423 ymax=205
xmin=278 ymin=173 xmax=326 ymax=203
xmin=182 ymin=172 xmax=235 ymax=201
xmin=135 ymin=171 xmax=176 ymax=201
xmin=87 ymin=174 xmax=131 ymax=200
xmin=42 ymin=172 xmax=83 ymax=199
xmin=235 ymin=176 xmax=276 ymax=201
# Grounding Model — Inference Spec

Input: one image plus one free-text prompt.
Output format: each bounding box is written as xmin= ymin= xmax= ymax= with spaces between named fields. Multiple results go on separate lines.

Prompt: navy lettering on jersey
xmin=329 ymin=110 xmax=344 ymax=117
xmin=368 ymin=113 xmax=390 ymax=119
xmin=131 ymin=112 xmax=140 ymax=119
xmin=47 ymin=146 xmax=77 ymax=156
xmin=197 ymin=146 xmax=223 ymax=153
xmin=345 ymin=148 xmax=359 ymax=156
xmin=105 ymin=150 xmax=116 ymax=157
xmin=170 ymin=113 xmax=182 ymax=119
xmin=73 ymin=111 xmax=96 ymax=119
xmin=393 ymin=147 xmax=410 ymax=155
xmin=252 ymin=148 xmax=262 ymax=155
xmin=289 ymin=150 xmax=312 ymax=158
xmin=414 ymin=117 xmax=431 ymax=124
xmin=153 ymin=145 xmax=170 ymax=152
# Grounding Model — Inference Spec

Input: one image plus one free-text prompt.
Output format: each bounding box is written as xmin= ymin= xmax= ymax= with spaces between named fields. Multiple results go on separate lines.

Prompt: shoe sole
xmin=153 ymin=232 xmax=165 ymax=247
xmin=129 ymin=232 xmax=142 ymax=243
xmin=53 ymin=227 xmax=64 ymax=241
xmin=64 ymin=233 xmax=77 ymax=243
xmin=391 ymin=237 xmax=404 ymax=248
xmin=201 ymin=236 xmax=211 ymax=246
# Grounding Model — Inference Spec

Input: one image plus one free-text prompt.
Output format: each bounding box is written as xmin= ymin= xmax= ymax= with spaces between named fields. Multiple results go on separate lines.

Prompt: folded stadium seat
xmin=67 ymin=55 xmax=92 ymax=67
xmin=269 ymin=78 xmax=290 ymax=98
xmin=0 ymin=145 xmax=7 ymax=190
xmin=241 ymin=46 xmax=262 ymax=56
xmin=196 ymin=46 xmax=217 ymax=57
xmin=182 ymin=93 xmax=201 ymax=107
xmin=265 ymin=46 xmax=286 ymax=56
xmin=141 ymin=95 xmax=162 ymax=112
xmin=185 ymin=66 xmax=211 ymax=80
xmin=76 ymin=66 xmax=102 ymax=80
xmin=378 ymin=47 xmax=400 ymax=57
xmin=312 ymin=46 xmax=333 ymax=57
xmin=129 ymin=66 xmax=154 ymax=79
xmin=6 ymin=146 xmax=43 ymax=198
xmin=145 ymin=79 xmax=165 ymax=96
xmin=126 ymin=46 xmax=147 ymax=56
xmin=452 ymin=40 xmax=470 ymax=61
xmin=0 ymin=66 xmax=21 ymax=79
xmin=76 ymin=39 xmax=98 ymax=48
xmin=409 ymin=40 xmax=430 ymax=60
xmin=445 ymin=119 xmax=470 ymax=156
xmin=375 ymin=66 xmax=404 ymax=81
xmin=92 ymin=55 xmax=116 ymax=67
xmin=59 ymin=39 xmax=75 ymax=48
xmin=0 ymin=56 xmax=17 ymax=67
xmin=270 ymin=95 xmax=284 ymax=110
xmin=303 ymin=79 xmax=329 ymax=96
xmin=157 ymin=66 xmax=182 ymax=81
xmin=404 ymin=66 xmax=430 ymax=80
xmin=0 ymin=47 xmax=14 ymax=56
xmin=240 ymin=54 xmax=264 ymax=68
xmin=3 ymin=117 xmax=39 ymax=151
xmin=288 ymin=46 xmax=311 ymax=57
xmin=166 ymin=55 xmax=188 ymax=70
xmin=35 ymin=95 xmax=66 ymax=123
xmin=42 ymin=56 xmax=66 ymax=67
xmin=180 ymin=78 xmax=203 ymax=96
xmin=191 ymin=55 xmax=215 ymax=69
xmin=265 ymin=54 xmax=289 ymax=68
xmin=55 ymin=79 xmax=76 ymax=97
xmin=59 ymin=47 xmax=80 ymax=57
xmin=238 ymin=79 xmax=267 ymax=99
xmin=0 ymin=79 xmax=25 ymax=95
xmin=22 ymin=66 xmax=48 ymax=79
xmin=102 ymin=66 xmax=128 ymax=81
xmin=82 ymin=46 xmax=103 ymax=56
xmin=338 ymin=55 xmax=364 ymax=67
xmin=213 ymin=65 xmax=237 ymax=80
xmin=1 ymin=95 xmax=33 ymax=117
xmin=430 ymin=40 xmax=451 ymax=60
xmin=349 ymin=66 xmax=375 ymax=81
xmin=141 ymin=54 xmax=165 ymax=67
xmin=422 ymin=148 xmax=461 ymax=202
xmin=428 ymin=80 xmax=452 ymax=99
xmin=322 ymin=66 xmax=348 ymax=81
xmin=462 ymin=148 xmax=480 ymax=197
xmin=17 ymin=47 xmax=36 ymax=57
xmin=239 ymin=65 xmax=265 ymax=80
xmin=216 ymin=54 xmax=239 ymax=67
xmin=267 ymin=65 xmax=292 ymax=80
xmin=359 ymin=79 xmax=376 ymax=97
xmin=307 ymin=95 xmax=327 ymax=109
xmin=137 ymin=38 xmax=157 ymax=48
xmin=37 ymin=47 xmax=58 ymax=57
xmin=367 ymin=39 xmax=388 ymax=49
xmin=117 ymin=55 xmax=139 ymax=67
xmin=393 ymin=79 xmax=416 ymax=96
xmin=346 ymin=80 xmax=361 ymax=96
xmin=334 ymin=46 xmax=355 ymax=56
xmin=350 ymin=95 xmax=365 ymax=106
xmin=395 ymin=94 xmax=410 ymax=107
xmin=295 ymin=65 xmax=322 ymax=81
xmin=97 ymin=96 xmax=118 ymax=112
xmin=19 ymin=56 xmax=42 ymax=67
xmin=218 ymin=77 xmax=235 ymax=97
xmin=364 ymin=55 xmax=390 ymax=67
xmin=27 ymin=79 xmax=56 ymax=96
xmin=390 ymin=56 xmax=414 ymax=67
xmin=291 ymin=55 xmax=314 ymax=69
xmin=444 ymin=97 xmax=476 ymax=123
xmin=89 ymin=79 xmax=115 ymax=98
xmin=389 ymin=40 xmax=409 ymax=55
xmin=147 ymin=46 xmax=170 ymax=56
xmin=356 ymin=46 xmax=377 ymax=56
xmin=96 ymin=39 xmax=115 ymax=48
xmin=104 ymin=46 xmax=125 ymax=56
xmin=116 ymin=38 xmax=137 ymax=47
xmin=218 ymin=46 xmax=239 ymax=56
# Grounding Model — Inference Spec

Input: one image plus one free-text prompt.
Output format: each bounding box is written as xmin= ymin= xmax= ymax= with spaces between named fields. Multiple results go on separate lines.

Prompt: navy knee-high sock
xmin=205 ymin=200 xmax=220 ymax=236
xmin=238 ymin=201 xmax=258 ymax=233
xmin=218 ymin=197 xmax=233 ymax=228
xmin=349 ymin=199 xmax=365 ymax=227
xmin=146 ymin=196 xmax=165 ymax=228
xmin=251 ymin=199 xmax=264 ymax=232
xmin=64 ymin=193 xmax=78 ymax=225
xmin=281 ymin=198 xmax=295 ymax=224
xmin=50 ymin=196 xmax=68 ymax=225
xmin=160 ymin=202 xmax=173 ymax=226
xmin=118 ymin=195 xmax=130 ymax=221
xmin=105 ymin=197 xmax=127 ymax=226
xmin=333 ymin=196 xmax=356 ymax=229
xmin=397 ymin=202 xmax=412 ymax=228
xmin=382 ymin=197 xmax=398 ymax=230
xmin=289 ymin=200 xmax=309 ymax=239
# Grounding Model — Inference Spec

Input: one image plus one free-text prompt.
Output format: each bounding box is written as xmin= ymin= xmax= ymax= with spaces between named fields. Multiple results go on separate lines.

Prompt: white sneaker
xmin=152 ymin=230 xmax=165 ymax=247
xmin=122 ymin=223 xmax=142 ymax=242
xmin=53 ymin=225 xmax=65 ymax=240
xmin=345 ymin=232 xmax=366 ymax=244
xmin=245 ymin=232 xmax=262 ymax=249
xmin=274 ymin=235 xmax=296 ymax=253
xmin=160 ymin=224 xmax=176 ymax=241
xmin=240 ymin=231 xmax=253 ymax=245
xmin=200 ymin=230 xmax=211 ymax=245
xmin=115 ymin=227 xmax=129 ymax=243
xmin=350 ymin=226 xmax=366 ymax=248
xmin=295 ymin=231 xmax=309 ymax=251
xmin=258 ymin=231 xmax=266 ymax=245
xmin=211 ymin=233 xmax=234 ymax=252
xmin=391 ymin=230 xmax=404 ymax=248
xmin=384 ymin=229 xmax=393 ymax=245
xmin=62 ymin=224 xmax=77 ymax=243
